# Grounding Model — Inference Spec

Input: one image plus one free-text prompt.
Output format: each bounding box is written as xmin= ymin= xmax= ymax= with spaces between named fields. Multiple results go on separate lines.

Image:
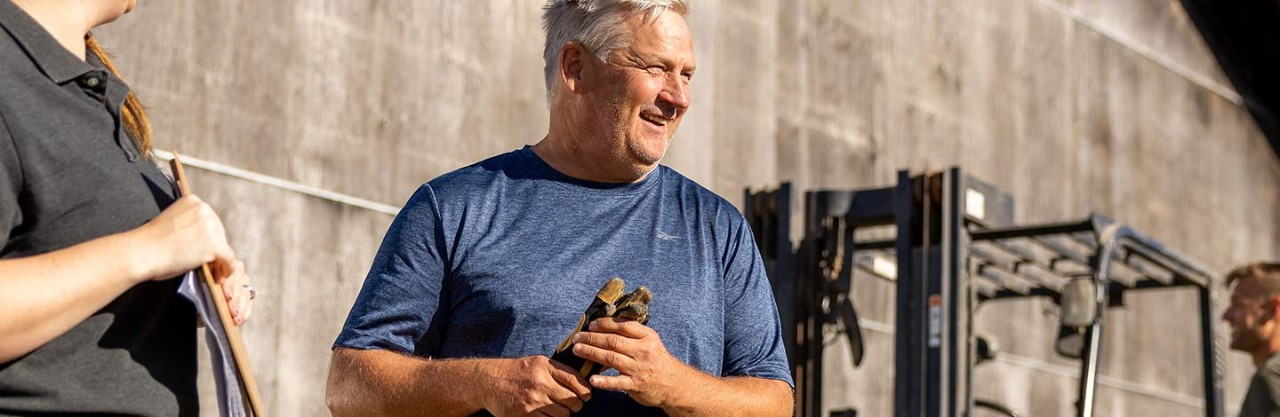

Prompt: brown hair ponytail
xmin=84 ymin=34 xmax=152 ymax=155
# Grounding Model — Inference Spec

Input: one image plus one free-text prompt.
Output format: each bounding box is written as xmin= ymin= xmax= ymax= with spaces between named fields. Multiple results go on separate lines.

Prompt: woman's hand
xmin=124 ymin=195 xmax=255 ymax=324
xmin=126 ymin=195 xmax=235 ymax=282
xmin=215 ymin=259 xmax=255 ymax=325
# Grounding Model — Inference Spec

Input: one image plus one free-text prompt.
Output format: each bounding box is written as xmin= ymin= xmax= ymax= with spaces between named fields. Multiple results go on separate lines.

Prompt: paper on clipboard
xmin=162 ymin=151 xmax=264 ymax=416
xmin=177 ymin=270 xmax=248 ymax=417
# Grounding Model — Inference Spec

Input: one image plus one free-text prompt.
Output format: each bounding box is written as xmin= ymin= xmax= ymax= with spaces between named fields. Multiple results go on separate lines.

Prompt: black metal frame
xmin=745 ymin=167 xmax=1224 ymax=417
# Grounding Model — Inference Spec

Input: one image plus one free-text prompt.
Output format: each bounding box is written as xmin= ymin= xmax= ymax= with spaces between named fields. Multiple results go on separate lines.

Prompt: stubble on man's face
xmin=1230 ymin=310 xmax=1268 ymax=352
xmin=1225 ymin=282 xmax=1276 ymax=353
xmin=586 ymin=11 xmax=694 ymax=174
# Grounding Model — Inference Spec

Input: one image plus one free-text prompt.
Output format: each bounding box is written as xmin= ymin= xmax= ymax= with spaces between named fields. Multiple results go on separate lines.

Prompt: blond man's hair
xmin=1227 ymin=262 xmax=1280 ymax=300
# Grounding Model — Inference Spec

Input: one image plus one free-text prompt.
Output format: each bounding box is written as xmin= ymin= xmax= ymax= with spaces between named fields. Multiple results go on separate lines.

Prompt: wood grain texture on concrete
xmin=89 ymin=0 xmax=1279 ymax=415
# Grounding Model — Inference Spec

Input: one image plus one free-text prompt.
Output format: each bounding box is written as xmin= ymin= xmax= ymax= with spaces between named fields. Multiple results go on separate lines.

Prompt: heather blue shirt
xmin=335 ymin=147 xmax=792 ymax=415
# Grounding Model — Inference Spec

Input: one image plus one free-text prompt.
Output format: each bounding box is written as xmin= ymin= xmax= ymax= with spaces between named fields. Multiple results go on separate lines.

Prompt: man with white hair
xmin=325 ymin=1 xmax=793 ymax=416
xmin=1223 ymin=262 xmax=1280 ymax=417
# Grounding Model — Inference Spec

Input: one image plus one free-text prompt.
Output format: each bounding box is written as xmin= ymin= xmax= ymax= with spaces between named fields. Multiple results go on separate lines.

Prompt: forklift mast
xmin=744 ymin=167 xmax=1224 ymax=417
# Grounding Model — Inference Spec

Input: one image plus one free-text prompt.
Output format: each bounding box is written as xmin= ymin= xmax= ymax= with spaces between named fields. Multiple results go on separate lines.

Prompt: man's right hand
xmin=480 ymin=356 xmax=592 ymax=417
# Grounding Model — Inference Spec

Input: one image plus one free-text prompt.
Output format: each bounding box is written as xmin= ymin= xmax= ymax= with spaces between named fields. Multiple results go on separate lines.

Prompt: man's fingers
xmin=572 ymin=342 xmax=635 ymax=372
xmin=573 ymin=330 xmax=634 ymax=352
xmin=535 ymin=403 xmax=571 ymax=417
xmin=588 ymin=374 xmax=636 ymax=393
xmin=549 ymin=389 xmax=585 ymax=413
xmin=588 ymin=317 xmax=652 ymax=338
xmin=548 ymin=361 xmax=592 ymax=401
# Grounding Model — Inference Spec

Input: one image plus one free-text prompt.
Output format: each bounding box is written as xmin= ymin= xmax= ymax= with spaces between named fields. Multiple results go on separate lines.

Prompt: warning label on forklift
xmin=928 ymin=295 xmax=942 ymax=347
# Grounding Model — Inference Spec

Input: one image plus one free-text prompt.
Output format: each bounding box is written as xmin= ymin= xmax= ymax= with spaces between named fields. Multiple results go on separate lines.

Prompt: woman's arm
xmin=0 ymin=195 xmax=251 ymax=362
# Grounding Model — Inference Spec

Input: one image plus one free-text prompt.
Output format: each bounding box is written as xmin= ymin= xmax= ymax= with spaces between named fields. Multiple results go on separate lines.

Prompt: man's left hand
xmin=570 ymin=317 xmax=689 ymax=408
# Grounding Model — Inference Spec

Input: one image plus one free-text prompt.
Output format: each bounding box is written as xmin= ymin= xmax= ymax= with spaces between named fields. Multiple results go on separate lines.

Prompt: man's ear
xmin=559 ymin=42 xmax=589 ymax=94
xmin=1267 ymin=297 xmax=1280 ymax=320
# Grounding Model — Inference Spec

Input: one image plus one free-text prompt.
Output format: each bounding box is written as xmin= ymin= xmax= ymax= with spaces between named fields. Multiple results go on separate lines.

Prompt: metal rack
xmin=744 ymin=167 xmax=1224 ymax=417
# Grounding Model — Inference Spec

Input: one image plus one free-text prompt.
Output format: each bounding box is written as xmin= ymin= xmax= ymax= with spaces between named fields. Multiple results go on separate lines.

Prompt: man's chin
xmin=633 ymin=152 xmax=663 ymax=166
xmin=627 ymin=141 xmax=668 ymax=167
xmin=1230 ymin=335 xmax=1257 ymax=352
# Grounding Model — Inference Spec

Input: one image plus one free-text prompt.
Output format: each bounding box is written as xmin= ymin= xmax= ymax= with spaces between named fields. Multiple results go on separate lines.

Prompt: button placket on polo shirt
xmin=76 ymin=70 xmax=107 ymax=101
xmin=97 ymin=70 xmax=141 ymax=162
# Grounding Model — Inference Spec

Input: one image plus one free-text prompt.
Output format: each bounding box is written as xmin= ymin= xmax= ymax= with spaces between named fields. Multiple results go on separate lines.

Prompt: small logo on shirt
xmin=657 ymin=231 xmax=681 ymax=241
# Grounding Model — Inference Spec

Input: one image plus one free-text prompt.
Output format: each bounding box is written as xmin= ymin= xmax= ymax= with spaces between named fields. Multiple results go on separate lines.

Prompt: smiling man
xmin=1222 ymin=262 xmax=1280 ymax=417
xmin=325 ymin=1 xmax=793 ymax=416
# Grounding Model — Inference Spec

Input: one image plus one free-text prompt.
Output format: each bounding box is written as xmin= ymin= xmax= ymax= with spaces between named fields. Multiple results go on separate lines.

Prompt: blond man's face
xmin=1223 ymin=278 xmax=1279 ymax=353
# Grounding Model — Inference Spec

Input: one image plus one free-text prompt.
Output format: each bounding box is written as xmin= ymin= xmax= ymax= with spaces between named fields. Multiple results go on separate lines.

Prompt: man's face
xmin=1223 ymin=278 xmax=1278 ymax=353
xmin=584 ymin=10 xmax=695 ymax=172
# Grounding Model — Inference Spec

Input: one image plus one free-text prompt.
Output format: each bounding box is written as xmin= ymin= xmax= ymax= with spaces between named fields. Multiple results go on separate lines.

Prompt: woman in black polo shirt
xmin=0 ymin=0 xmax=255 ymax=415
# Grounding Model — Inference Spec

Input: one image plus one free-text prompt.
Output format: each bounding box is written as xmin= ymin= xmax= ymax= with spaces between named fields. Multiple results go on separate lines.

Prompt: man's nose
xmin=659 ymin=77 xmax=691 ymax=113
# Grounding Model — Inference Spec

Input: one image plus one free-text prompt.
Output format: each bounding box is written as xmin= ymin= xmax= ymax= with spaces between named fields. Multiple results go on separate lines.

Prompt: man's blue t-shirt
xmin=335 ymin=147 xmax=792 ymax=415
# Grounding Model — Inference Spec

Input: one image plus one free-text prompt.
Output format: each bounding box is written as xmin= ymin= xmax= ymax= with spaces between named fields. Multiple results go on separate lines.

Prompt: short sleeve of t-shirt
xmin=333 ymin=184 xmax=451 ymax=356
xmin=0 ymin=111 xmax=22 ymax=247
xmin=719 ymin=211 xmax=793 ymax=386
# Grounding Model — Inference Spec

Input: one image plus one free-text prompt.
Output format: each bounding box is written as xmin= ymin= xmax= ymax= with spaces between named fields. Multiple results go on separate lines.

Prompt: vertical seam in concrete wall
xmin=152 ymin=149 xmax=402 ymax=216
xmin=1035 ymin=0 xmax=1244 ymax=106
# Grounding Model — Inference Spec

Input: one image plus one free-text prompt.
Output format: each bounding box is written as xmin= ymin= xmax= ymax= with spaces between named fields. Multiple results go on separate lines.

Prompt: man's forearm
xmin=327 ymin=347 xmax=491 ymax=417
xmin=659 ymin=367 xmax=793 ymax=417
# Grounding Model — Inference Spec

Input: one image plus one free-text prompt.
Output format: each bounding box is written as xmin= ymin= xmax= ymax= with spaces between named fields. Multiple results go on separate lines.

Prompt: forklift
xmin=744 ymin=168 xmax=1224 ymax=417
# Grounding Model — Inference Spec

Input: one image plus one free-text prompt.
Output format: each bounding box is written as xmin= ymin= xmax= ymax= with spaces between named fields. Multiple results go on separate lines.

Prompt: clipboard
xmin=169 ymin=152 xmax=266 ymax=416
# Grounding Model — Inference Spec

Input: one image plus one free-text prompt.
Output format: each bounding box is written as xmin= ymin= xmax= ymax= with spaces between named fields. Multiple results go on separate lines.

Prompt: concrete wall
xmin=95 ymin=0 xmax=1280 ymax=415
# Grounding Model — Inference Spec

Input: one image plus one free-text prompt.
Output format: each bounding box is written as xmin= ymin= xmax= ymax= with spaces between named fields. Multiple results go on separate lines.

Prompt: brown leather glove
xmin=551 ymin=277 xmax=653 ymax=377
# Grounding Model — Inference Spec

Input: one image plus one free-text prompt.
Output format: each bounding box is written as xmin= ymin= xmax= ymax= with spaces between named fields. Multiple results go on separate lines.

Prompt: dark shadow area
xmin=1183 ymin=0 xmax=1280 ymax=160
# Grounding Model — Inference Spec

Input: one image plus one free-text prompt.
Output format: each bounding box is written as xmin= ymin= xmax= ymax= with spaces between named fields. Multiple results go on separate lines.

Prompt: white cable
xmin=152 ymin=149 xmax=401 ymax=216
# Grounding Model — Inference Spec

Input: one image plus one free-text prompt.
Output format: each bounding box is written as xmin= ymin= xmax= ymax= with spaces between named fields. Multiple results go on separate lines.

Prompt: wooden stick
xmin=169 ymin=152 xmax=266 ymax=417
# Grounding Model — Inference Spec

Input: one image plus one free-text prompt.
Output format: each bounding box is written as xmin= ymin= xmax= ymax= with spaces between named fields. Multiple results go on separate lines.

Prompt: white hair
xmin=541 ymin=0 xmax=689 ymax=102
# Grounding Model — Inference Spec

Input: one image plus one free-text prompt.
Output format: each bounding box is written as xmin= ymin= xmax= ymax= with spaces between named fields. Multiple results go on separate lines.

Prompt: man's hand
xmin=570 ymin=317 xmax=689 ymax=408
xmin=569 ymin=318 xmax=793 ymax=417
xmin=328 ymin=349 xmax=597 ymax=417
xmin=482 ymin=356 xmax=593 ymax=417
